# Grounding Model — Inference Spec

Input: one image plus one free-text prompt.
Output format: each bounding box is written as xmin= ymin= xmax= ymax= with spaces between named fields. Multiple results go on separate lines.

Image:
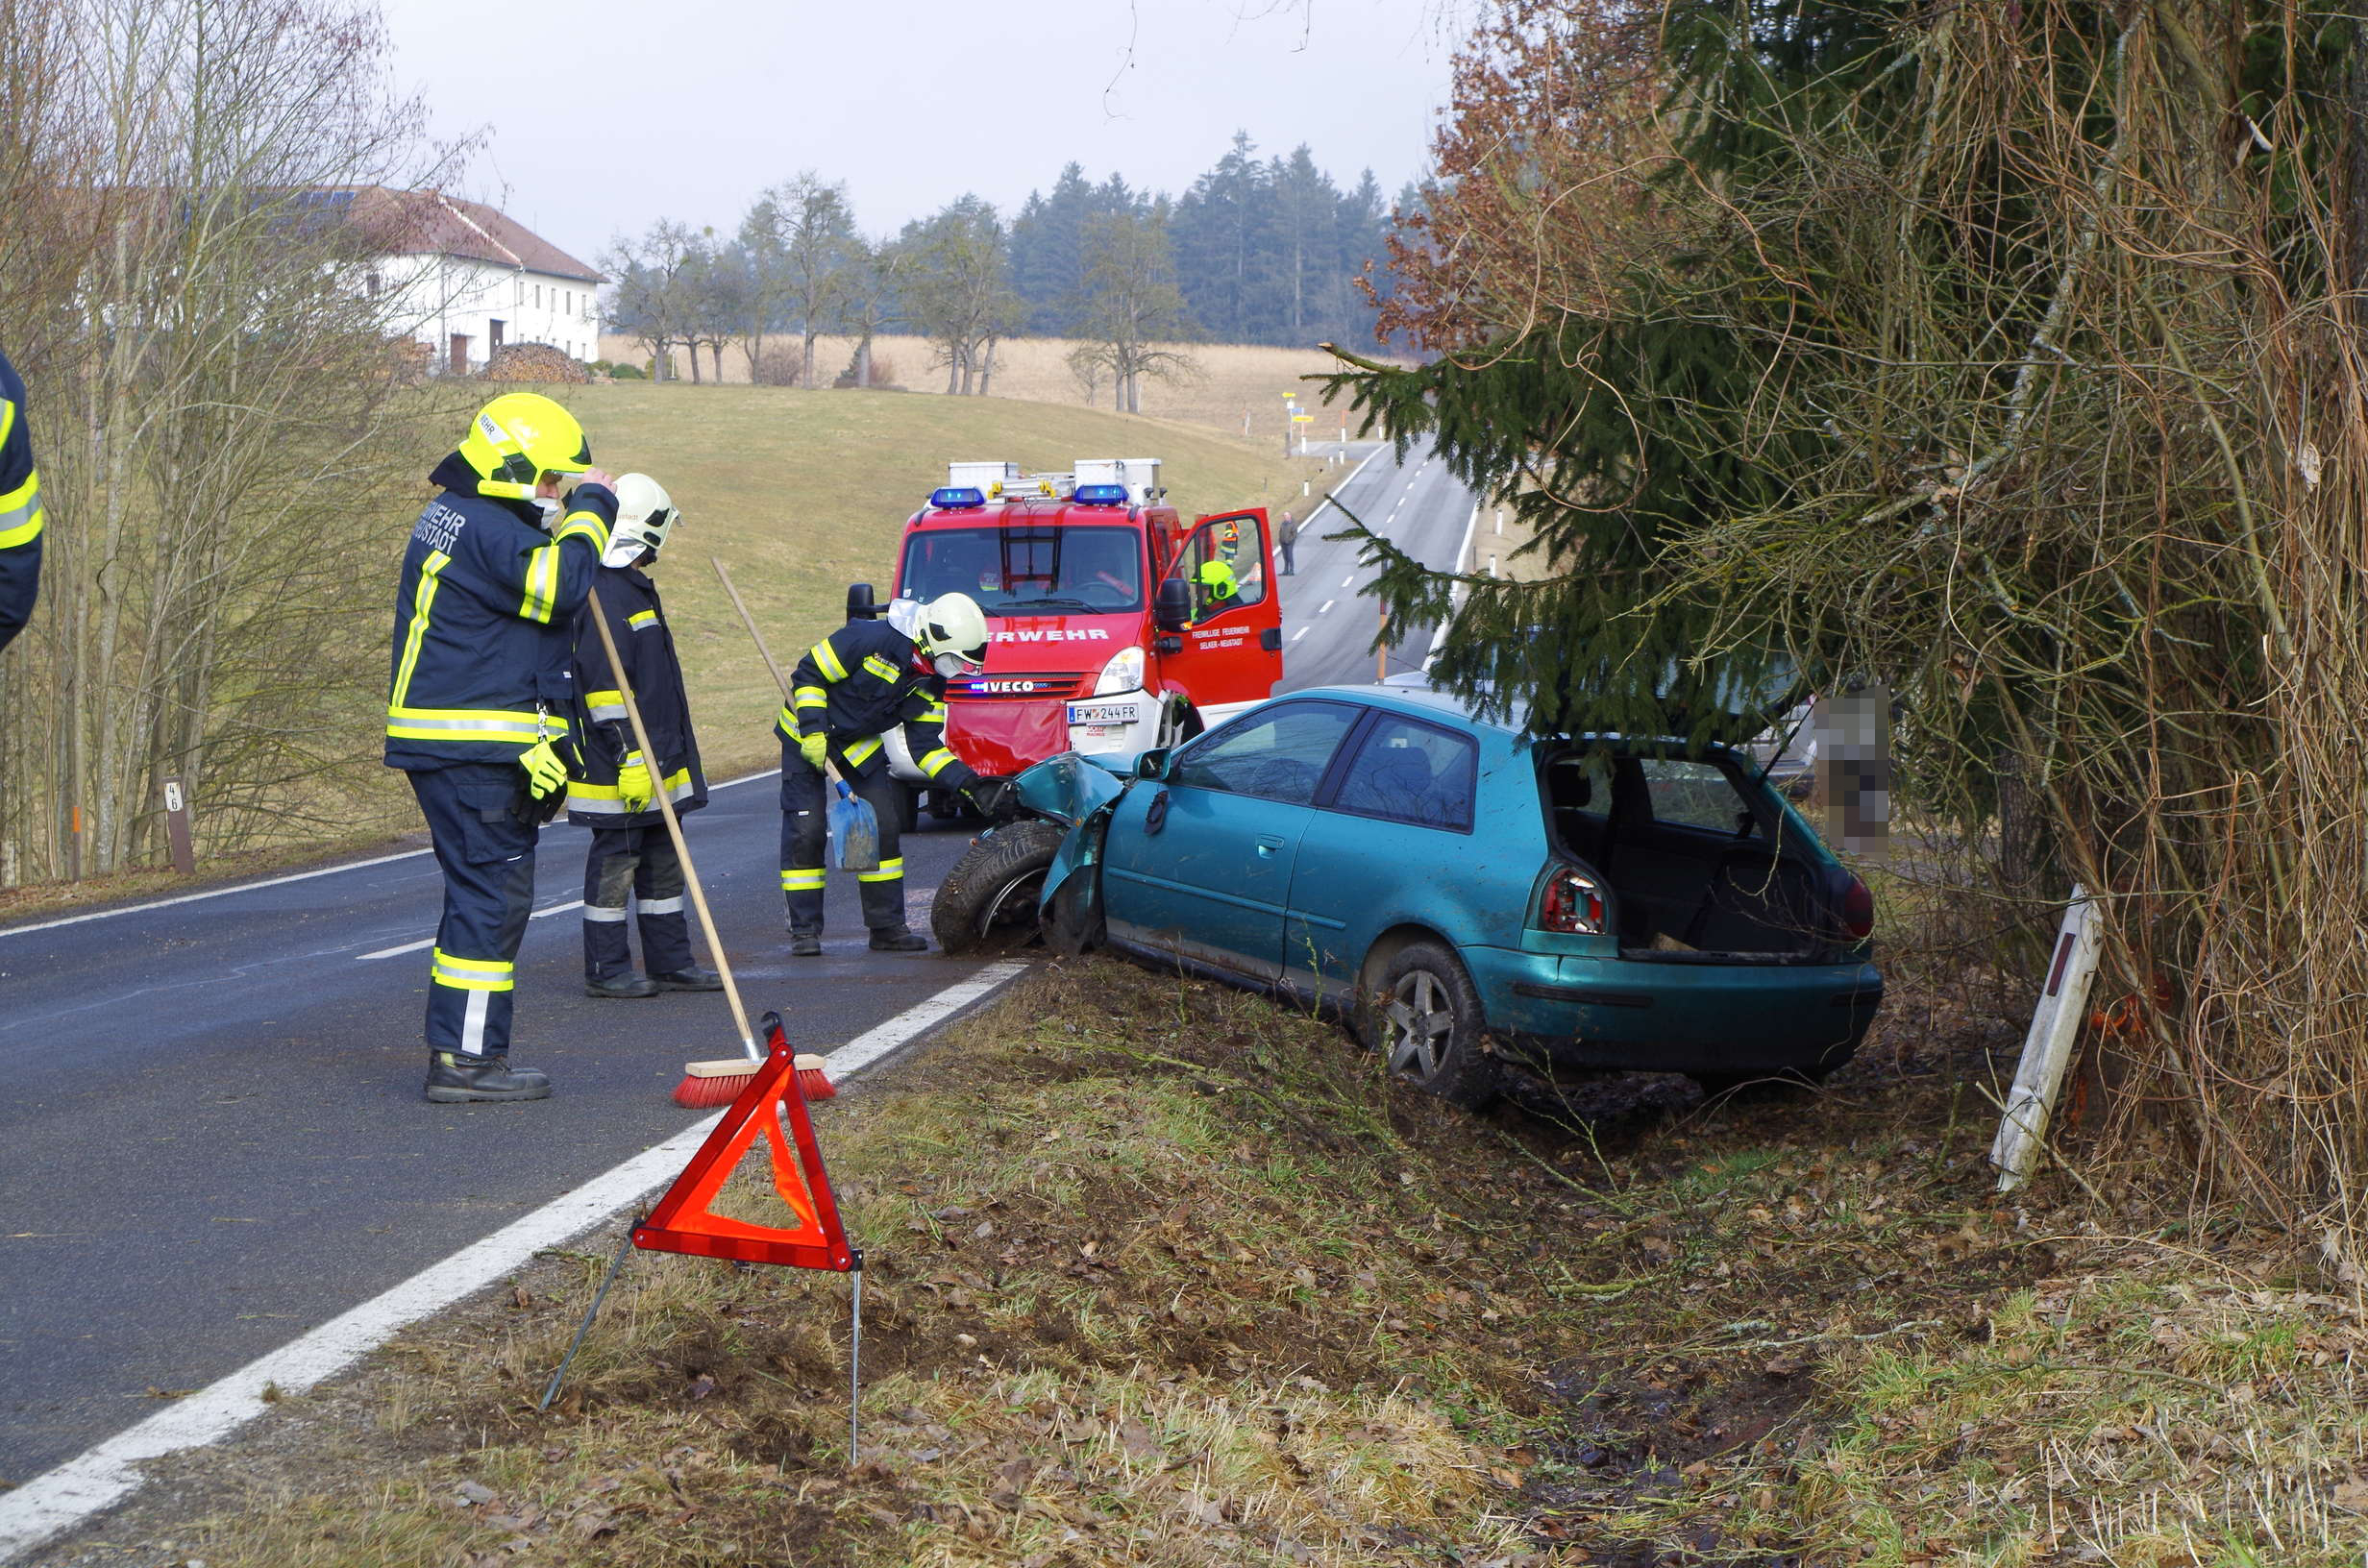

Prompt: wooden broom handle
xmin=710 ymin=555 xmax=850 ymax=791
xmin=584 ymin=584 xmax=758 ymax=1058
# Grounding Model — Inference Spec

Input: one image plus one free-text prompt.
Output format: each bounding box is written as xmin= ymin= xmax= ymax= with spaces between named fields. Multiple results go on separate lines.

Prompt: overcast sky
xmin=378 ymin=0 xmax=1463 ymax=271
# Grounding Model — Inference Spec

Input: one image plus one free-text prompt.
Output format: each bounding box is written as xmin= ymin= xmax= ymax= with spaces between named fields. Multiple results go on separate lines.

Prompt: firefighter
xmin=386 ymin=393 xmax=615 ymax=1103
xmin=1194 ymin=556 xmax=1241 ymax=622
xmin=567 ymin=474 xmax=722 ymax=1000
xmin=777 ymin=591 xmax=1013 ymax=955
xmin=0 ymin=348 xmax=45 ymax=652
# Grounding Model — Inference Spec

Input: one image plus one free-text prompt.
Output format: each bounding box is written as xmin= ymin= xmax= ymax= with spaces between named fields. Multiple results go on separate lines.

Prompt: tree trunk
xmin=802 ymin=329 xmax=819 ymax=389
xmin=710 ymin=341 xmax=725 ymax=381
xmin=978 ymin=335 xmax=998 ymax=396
xmin=855 ymin=334 xmax=873 ymax=387
xmin=945 ymin=353 xmax=960 ymax=394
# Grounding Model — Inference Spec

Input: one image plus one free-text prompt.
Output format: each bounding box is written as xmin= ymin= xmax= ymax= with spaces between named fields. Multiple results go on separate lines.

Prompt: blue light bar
xmin=1073 ymin=483 xmax=1128 ymax=505
xmin=929 ymin=486 xmax=987 ymax=509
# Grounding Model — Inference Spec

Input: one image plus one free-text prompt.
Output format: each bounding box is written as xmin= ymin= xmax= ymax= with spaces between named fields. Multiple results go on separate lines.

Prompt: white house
xmin=337 ymin=188 xmax=604 ymax=374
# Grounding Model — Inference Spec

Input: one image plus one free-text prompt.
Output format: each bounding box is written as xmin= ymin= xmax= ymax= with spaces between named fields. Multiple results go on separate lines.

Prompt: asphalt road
xmin=1281 ymin=439 xmax=1478 ymax=691
xmin=0 ymin=438 xmax=1476 ymax=1491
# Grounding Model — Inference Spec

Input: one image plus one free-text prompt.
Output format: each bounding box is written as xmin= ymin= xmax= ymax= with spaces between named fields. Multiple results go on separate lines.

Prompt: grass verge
xmin=45 ymin=953 xmax=2357 ymax=1567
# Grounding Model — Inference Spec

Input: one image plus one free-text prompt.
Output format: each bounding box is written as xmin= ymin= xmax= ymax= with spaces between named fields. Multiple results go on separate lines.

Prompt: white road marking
xmin=1291 ymin=627 xmax=1308 ymax=644
xmin=0 ymin=770 xmax=784 ymax=941
xmin=1318 ymin=600 xmax=1336 ymax=615
xmin=1341 ymin=574 xmax=1354 ymax=588
xmin=357 ymin=898 xmax=588 ymax=962
xmin=0 ymin=958 xmax=1028 ymax=1565
xmin=1422 ymin=503 xmax=1486 ymax=671
xmin=1298 ymin=446 xmax=1387 ymax=529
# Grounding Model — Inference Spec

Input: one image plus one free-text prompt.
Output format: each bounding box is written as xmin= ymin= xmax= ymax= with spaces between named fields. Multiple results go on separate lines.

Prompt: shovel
xmin=709 ymin=555 xmax=879 ymax=873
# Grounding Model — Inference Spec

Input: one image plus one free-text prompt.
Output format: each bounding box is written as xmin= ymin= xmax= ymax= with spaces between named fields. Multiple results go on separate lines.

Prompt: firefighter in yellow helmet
xmin=386 ymin=393 xmax=617 ymax=1103
xmin=1193 ymin=556 xmax=1240 ymax=623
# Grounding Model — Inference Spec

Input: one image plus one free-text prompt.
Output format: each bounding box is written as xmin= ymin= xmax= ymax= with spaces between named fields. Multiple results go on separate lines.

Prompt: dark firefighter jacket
xmin=774 ymin=617 xmax=978 ymax=792
xmin=0 ymin=350 xmax=45 ymax=652
xmin=566 ymin=563 xmax=707 ymax=826
xmin=383 ymin=453 xmax=615 ymax=772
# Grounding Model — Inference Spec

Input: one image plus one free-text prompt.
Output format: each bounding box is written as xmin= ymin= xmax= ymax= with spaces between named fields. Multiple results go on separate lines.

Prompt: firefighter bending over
xmin=386 ymin=394 xmax=614 ymax=1103
xmin=777 ymin=592 xmax=1013 ymax=955
xmin=567 ymin=474 xmax=723 ymax=1000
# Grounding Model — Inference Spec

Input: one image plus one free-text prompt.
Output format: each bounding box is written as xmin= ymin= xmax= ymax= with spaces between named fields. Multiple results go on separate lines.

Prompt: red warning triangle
xmin=633 ymin=1019 xmax=855 ymax=1272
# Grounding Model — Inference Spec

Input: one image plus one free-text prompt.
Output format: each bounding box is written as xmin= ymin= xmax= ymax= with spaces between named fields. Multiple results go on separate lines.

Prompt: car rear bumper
xmin=1460 ymin=943 xmax=1882 ymax=1074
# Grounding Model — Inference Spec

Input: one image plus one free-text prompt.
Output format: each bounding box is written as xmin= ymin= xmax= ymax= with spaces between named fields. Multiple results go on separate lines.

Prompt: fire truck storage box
xmin=947 ymin=460 xmax=1024 ymax=497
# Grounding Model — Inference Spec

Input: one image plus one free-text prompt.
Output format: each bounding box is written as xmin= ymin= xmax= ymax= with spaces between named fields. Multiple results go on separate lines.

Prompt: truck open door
xmin=1153 ymin=509 xmax=1284 ymax=729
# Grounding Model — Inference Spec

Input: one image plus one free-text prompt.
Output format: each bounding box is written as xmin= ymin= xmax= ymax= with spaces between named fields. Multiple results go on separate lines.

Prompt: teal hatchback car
xmin=934 ymin=684 xmax=1881 ymax=1107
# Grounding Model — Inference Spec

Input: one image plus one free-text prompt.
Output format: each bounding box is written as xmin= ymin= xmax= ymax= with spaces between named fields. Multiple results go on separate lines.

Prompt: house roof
xmin=332 ymin=186 xmax=603 ymax=282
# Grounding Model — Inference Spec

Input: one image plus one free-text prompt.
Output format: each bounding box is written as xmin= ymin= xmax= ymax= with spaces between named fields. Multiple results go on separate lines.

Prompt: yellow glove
xmin=520 ymin=739 xmax=569 ymax=799
xmin=799 ymin=731 xmax=828 ymax=772
xmin=617 ymin=750 xmax=653 ymax=812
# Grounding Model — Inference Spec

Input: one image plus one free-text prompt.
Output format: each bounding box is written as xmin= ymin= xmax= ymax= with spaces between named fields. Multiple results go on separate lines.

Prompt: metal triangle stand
xmin=537 ymin=1224 xmax=639 ymax=1412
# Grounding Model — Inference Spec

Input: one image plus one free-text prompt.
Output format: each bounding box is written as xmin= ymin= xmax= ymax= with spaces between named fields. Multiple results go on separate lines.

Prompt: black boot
xmin=584 ymin=972 xmax=659 ymax=999
xmin=651 ymin=965 xmax=724 ymax=992
xmin=869 ymin=926 xmax=929 ymax=953
xmin=789 ymin=931 xmax=823 ymax=958
xmin=425 ymin=1051 xmax=552 ymax=1103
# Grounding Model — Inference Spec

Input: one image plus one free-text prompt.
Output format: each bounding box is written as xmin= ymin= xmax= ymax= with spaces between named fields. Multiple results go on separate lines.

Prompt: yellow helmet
xmin=1196 ymin=558 xmax=1238 ymax=596
xmin=456 ymin=393 xmax=592 ymax=502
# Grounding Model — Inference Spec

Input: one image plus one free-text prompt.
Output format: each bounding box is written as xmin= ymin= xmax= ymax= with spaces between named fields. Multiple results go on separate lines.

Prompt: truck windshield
xmin=899 ymin=526 xmax=1143 ymax=614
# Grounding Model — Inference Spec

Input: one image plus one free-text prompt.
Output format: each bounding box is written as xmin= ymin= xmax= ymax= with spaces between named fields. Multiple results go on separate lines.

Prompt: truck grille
xmin=950 ymin=672 xmax=1090 ymax=701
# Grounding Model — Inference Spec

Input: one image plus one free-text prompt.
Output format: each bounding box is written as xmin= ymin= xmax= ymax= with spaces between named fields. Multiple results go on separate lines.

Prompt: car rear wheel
xmin=930 ymin=820 xmax=1067 ymax=955
xmin=1363 ymin=940 xmax=1496 ymax=1110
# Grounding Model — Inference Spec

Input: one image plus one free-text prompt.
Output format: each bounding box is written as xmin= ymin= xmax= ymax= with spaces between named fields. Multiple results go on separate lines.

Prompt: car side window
xmin=1172 ymin=514 xmax=1267 ymax=625
xmin=1170 ymin=702 xmax=1356 ymax=806
xmin=1330 ymin=714 xmax=1477 ymax=831
xmin=1639 ymin=758 xmax=1756 ymax=835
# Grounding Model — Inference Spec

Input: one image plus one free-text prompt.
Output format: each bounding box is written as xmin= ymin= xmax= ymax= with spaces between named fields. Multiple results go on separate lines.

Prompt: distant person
xmin=777 ymin=592 xmax=1011 ymax=955
xmin=0 ymin=348 xmax=45 ymax=652
xmin=386 ymin=393 xmax=616 ymax=1104
xmin=567 ymin=474 xmax=722 ymax=1000
xmin=1277 ymin=510 xmax=1298 ymax=576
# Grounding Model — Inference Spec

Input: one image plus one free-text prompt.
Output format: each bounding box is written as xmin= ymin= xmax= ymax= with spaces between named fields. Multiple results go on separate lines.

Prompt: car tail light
xmin=1839 ymin=875 xmax=1874 ymax=941
xmin=1539 ymin=863 xmax=1605 ymax=935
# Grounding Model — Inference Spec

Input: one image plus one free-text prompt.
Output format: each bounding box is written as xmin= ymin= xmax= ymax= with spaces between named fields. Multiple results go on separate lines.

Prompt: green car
xmin=935 ymin=684 xmax=1881 ymax=1107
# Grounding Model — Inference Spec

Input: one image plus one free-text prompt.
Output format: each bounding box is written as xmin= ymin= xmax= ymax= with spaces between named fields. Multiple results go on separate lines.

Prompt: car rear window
xmin=1171 ymin=701 xmax=1357 ymax=805
xmin=1642 ymin=758 xmax=1753 ymax=834
xmin=1330 ymin=713 xmax=1477 ymax=832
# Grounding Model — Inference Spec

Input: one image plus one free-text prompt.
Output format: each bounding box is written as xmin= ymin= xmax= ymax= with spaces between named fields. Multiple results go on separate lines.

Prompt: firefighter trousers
xmin=580 ymin=822 xmax=693 ymax=981
xmin=409 ymin=763 xmax=537 ymax=1058
xmin=778 ymin=746 xmax=908 ymax=935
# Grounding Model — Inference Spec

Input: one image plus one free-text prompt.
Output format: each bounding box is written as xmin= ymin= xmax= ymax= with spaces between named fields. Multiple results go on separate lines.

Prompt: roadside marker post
xmin=539 ymin=1012 xmax=868 ymax=1459
xmin=160 ymin=778 xmax=196 ymax=876
xmin=1989 ymin=887 xmax=2101 ymax=1191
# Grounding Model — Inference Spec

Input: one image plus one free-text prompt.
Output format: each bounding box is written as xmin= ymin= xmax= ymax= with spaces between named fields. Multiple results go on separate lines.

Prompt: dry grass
xmin=599 ymin=333 xmax=1382 ymax=446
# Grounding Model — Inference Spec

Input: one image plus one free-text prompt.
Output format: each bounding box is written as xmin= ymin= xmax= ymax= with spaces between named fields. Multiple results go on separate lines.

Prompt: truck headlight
xmin=1094 ymin=645 xmax=1146 ymax=695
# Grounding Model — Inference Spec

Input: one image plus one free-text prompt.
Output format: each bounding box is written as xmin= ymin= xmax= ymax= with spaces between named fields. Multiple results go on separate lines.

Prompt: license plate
xmin=1068 ymin=700 xmax=1141 ymax=727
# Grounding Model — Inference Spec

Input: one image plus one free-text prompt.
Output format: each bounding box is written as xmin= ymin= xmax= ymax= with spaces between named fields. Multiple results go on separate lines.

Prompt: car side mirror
xmin=1153 ymin=577 xmax=1192 ymax=632
xmin=847 ymin=581 xmax=880 ymax=620
xmin=1134 ymin=747 xmax=1171 ymax=781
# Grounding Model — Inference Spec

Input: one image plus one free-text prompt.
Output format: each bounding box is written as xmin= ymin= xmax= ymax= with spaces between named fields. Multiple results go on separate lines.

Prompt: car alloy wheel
xmin=1385 ymin=969 xmax=1456 ymax=1080
xmin=1364 ymin=939 xmax=1497 ymax=1110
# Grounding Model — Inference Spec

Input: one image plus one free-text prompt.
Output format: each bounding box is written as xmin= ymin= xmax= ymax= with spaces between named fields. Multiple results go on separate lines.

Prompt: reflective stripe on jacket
xmin=383 ymin=453 xmax=614 ymax=771
xmin=0 ymin=350 xmax=44 ymax=652
xmin=774 ymin=617 xmax=977 ymax=791
xmin=565 ymin=564 xmax=707 ymax=824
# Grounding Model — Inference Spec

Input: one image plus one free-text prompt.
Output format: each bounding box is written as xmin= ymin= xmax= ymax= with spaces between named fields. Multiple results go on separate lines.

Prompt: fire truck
xmin=874 ymin=457 xmax=1284 ymax=812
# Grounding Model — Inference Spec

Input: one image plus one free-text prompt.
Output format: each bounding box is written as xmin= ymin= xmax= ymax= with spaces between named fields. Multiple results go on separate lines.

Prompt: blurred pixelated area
xmin=1813 ymin=683 xmax=1890 ymax=863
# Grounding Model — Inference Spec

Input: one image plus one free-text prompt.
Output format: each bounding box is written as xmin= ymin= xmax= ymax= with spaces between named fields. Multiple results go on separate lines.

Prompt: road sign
xmin=1292 ymin=414 xmax=1314 ymax=423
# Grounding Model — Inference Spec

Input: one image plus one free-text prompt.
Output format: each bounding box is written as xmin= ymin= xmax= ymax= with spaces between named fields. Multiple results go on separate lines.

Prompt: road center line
xmin=0 ymin=958 xmax=1029 ymax=1565
xmin=1290 ymin=626 xmax=1308 ymax=644
xmin=356 ymin=898 xmax=589 ymax=962
xmin=1318 ymin=600 xmax=1335 ymax=615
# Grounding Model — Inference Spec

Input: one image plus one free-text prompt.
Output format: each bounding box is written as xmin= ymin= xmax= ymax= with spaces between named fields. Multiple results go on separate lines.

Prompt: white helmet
xmin=601 ymin=473 xmax=679 ymax=567
xmin=919 ymin=592 xmax=989 ymax=677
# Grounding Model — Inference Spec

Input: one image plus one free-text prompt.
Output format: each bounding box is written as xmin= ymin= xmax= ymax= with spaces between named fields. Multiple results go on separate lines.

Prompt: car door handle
xmin=1255 ymin=835 xmax=1286 ymax=858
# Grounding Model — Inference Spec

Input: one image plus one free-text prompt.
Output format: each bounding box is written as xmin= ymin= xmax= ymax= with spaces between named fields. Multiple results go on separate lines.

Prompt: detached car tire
xmin=931 ymin=820 xmax=1068 ymax=956
xmin=1363 ymin=940 xmax=1497 ymax=1111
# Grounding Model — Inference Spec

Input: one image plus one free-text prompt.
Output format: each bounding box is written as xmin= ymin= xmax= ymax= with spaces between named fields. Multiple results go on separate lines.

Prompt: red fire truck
xmin=876 ymin=457 xmax=1284 ymax=811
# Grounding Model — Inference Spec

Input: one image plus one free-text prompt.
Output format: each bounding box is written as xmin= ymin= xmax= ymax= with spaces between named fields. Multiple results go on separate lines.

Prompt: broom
xmin=580 ymin=584 xmax=833 ymax=1109
xmin=708 ymin=556 xmax=879 ymax=871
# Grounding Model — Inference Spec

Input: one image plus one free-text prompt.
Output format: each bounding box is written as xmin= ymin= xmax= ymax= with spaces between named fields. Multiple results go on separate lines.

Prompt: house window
xmin=364 ymin=270 xmax=382 ymax=299
xmin=515 ymin=280 xmax=524 ymax=306
xmin=489 ymin=318 xmax=506 ymax=351
xmin=533 ymin=283 xmax=541 ymax=308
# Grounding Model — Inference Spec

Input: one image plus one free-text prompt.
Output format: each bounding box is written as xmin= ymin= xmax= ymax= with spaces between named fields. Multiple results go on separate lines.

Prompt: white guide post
xmin=1989 ymin=886 xmax=2101 ymax=1191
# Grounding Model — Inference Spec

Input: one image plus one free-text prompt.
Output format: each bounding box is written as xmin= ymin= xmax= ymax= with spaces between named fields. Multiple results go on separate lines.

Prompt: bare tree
xmin=0 ymin=0 xmax=464 ymax=884
xmin=746 ymin=173 xmax=858 ymax=389
xmin=602 ymin=220 xmax=701 ymax=380
xmin=898 ymin=195 xmax=1024 ymax=395
xmin=1066 ymin=208 xmax=1196 ymax=414
xmin=833 ymin=234 xmax=906 ymax=390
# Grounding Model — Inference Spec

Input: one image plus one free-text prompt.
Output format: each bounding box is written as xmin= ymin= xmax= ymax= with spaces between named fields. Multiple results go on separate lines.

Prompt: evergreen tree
xmin=1172 ymin=131 xmax=1270 ymax=343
